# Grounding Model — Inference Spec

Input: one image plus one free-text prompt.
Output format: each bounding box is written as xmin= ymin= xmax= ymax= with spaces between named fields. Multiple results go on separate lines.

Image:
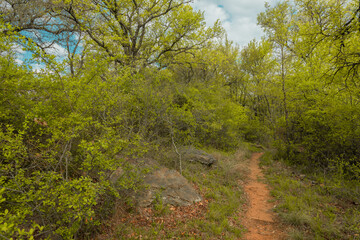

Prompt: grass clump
xmin=179 ymin=148 xmax=247 ymax=239
xmin=261 ymin=151 xmax=360 ymax=240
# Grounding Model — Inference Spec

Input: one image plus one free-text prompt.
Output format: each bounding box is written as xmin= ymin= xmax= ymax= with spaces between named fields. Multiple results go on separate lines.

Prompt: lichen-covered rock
xmin=181 ymin=147 xmax=217 ymax=166
xmin=135 ymin=167 xmax=202 ymax=207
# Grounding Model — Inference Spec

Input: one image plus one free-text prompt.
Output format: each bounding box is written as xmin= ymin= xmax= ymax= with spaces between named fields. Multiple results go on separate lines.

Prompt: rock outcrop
xmin=135 ymin=167 xmax=202 ymax=207
xmin=180 ymin=147 xmax=217 ymax=166
xmin=110 ymin=158 xmax=202 ymax=208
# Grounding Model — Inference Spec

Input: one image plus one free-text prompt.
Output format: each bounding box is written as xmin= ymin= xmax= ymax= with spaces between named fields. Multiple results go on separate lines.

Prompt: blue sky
xmin=191 ymin=0 xmax=279 ymax=47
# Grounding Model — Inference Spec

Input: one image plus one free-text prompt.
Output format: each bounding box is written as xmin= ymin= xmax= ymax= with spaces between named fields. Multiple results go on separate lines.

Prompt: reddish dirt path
xmin=243 ymin=153 xmax=286 ymax=240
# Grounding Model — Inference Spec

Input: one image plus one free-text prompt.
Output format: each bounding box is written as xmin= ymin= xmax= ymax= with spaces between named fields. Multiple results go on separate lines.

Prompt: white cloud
xmin=10 ymin=44 xmax=26 ymax=65
xmin=30 ymin=63 xmax=44 ymax=73
xmin=194 ymin=2 xmax=229 ymax=26
xmin=228 ymin=17 xmax=263 ymax=44
xmin=15 ymin=58 xmax=23 ymax=65
xmin=9 ymin=41 xmax=68 ymax=69
xmin=45 ymin=43 xmax=68 ymax=58
xmin=12 ymin=44 xmax=26 ymax=55
xmin=192 ymin=0 xmax=279 ymax=47
xmin=192 ymin=2 xmax=232 ymax=36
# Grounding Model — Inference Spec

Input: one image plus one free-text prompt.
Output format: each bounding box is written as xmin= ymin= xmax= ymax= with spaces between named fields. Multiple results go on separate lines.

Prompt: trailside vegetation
xmin=0 ymin=1 xmax=251 ymax=238
xmin=1 ymin=0 xmax=360 ymax=239
xmin=252 ymin=0 xmax=360 ymax=175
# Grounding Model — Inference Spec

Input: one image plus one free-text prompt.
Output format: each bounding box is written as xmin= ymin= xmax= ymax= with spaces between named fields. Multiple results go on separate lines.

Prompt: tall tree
xmin=258 ymin=1 xmax=296 ymax=143
xmin=239 ymin=39 xmax=276 ymax=122
xmin=1 ymin=0 xmax=223 ymax=69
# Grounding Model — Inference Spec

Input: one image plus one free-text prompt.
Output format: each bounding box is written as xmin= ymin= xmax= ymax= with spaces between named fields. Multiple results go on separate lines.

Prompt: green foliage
xmin=152 ymin=191 xmax=171 ymax=216
xmin=0 ymin=1 xmax=253 ymax=238
xmin=261 ymin=152 xmax=360 ymax=240
xmin=186 ymin=84 xmax=250 ymax=149
xmin=232 ymin=0 xmax=360 ymax=178
xmin=7 ymin=0 xmax=360 ymax=238
xmin=0 ymin=124 xmax=102 ymax=239
xmin=183 ymin=150 xmax=246 ymax=239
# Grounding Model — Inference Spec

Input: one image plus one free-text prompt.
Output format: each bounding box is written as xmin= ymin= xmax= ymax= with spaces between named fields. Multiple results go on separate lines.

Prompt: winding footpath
xmin=243 ymin=153 xmax=286 ymax=240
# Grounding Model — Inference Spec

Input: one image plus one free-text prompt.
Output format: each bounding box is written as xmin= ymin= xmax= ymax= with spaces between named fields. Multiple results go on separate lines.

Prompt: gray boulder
xmin=135 ymin=167 xmax=202 ymax=207
xmin=181 ymin=147 xmax=217 ymax=166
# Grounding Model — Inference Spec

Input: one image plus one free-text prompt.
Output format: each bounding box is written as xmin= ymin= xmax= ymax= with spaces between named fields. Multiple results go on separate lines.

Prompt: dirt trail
xmin=243 ymin=152 xmax=286 ymax=240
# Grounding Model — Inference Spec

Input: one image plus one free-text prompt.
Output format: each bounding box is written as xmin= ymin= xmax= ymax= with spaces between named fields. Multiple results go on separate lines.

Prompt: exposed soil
xmin=242 ymin=152 xmax=287 ymax=240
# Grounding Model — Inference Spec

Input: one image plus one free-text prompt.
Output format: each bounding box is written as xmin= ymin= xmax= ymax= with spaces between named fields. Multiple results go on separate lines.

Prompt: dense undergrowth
xmin=2 ymin=0 xmax=360 ymax=239
xmin=260 ymin=151 xmax=360 ymax=240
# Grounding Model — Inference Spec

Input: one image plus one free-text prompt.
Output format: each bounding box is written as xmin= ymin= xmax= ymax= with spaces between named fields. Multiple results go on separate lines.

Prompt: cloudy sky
xmin=191 ymin=0 xmax=279 ymax=47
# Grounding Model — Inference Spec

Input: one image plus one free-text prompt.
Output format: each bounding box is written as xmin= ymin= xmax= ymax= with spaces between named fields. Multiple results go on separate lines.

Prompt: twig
xmin=171 ymin=135 xmax=182 ymax=175
xmin=0 ymin=233 xmax=10 ymax=240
